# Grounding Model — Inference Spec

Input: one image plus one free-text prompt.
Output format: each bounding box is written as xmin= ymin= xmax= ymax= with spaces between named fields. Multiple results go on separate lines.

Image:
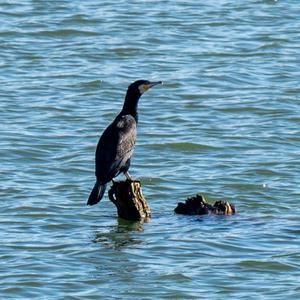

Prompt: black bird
xmin=87 ymin=80 xmax=162 ymax=206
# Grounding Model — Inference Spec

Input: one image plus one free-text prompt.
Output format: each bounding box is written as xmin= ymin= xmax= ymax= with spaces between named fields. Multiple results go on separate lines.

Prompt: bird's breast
xmin=116 ymin=115 xmax=137 ymax=133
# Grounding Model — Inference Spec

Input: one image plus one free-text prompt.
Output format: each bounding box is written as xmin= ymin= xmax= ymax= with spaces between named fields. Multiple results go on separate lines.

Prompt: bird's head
xmin=122 ymin=79 xmax=162 ymax=121
xmin=128 ymin=80 xmax=162 ymax=96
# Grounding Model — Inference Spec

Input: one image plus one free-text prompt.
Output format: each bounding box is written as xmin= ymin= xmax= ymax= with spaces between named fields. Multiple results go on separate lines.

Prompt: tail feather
xmin=87 ymin=182 xmax=107 ymax=206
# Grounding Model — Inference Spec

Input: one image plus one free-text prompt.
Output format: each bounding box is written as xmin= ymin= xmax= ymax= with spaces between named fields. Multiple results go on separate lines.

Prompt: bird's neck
xmin=120 ymin=92 xmax=141 ymax=122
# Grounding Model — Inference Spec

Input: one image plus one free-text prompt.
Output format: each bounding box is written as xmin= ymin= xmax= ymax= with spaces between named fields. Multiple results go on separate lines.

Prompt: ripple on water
xmin=1 ymin=0 xmax=300 ymax=299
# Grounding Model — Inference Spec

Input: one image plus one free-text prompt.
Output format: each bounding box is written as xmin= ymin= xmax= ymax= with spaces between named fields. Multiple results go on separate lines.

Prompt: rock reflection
xmin=92 ymin=218 xmax=144 ymax=251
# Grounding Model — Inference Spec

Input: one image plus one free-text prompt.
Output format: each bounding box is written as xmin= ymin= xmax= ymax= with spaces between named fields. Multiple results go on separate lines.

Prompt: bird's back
xmin=95 ymin=114 xmax=136 ymax=183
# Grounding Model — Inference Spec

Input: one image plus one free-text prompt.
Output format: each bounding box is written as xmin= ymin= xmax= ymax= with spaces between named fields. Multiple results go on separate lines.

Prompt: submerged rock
xmin=212 ymin=200 xmax=235 ymax=215
xmin=174 ymin=194 xmax=235 ymax=216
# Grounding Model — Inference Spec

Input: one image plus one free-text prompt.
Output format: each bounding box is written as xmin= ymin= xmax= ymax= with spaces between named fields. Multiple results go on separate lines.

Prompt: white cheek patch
xmin=138 ymin=84 xmax=148 ymax=94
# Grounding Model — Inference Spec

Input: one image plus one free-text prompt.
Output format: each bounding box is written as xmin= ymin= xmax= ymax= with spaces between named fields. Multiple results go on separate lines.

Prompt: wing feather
xmin=95 ymin=115 xmax=136 ymax=182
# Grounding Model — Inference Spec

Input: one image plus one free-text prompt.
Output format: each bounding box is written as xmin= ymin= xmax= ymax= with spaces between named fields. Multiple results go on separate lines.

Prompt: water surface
xmin=1 ymin=0 xmax=300 ymax=299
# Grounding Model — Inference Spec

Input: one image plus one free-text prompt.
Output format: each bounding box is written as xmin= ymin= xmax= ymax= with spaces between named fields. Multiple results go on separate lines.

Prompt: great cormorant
xmin=87 ymin=80 xmax=162 ymax=206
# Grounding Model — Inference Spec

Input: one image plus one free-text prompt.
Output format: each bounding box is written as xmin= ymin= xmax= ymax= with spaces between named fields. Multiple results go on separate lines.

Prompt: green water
xmin=1 ymin=0 xmax=300 ymax=299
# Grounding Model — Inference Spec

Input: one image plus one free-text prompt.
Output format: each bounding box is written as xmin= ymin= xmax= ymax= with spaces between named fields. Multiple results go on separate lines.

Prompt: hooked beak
xmin=148 ymin=81 xmax=163 ymax=88
xmin=139 ymin=81 xmax=162 ymax=94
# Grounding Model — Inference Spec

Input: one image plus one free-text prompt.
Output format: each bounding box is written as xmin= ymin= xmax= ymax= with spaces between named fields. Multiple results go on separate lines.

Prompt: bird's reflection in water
xmin=92 ymin=218 xmax=144 ymax=251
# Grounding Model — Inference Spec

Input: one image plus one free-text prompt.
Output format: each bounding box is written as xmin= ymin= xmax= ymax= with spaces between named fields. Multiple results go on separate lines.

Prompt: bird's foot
xmin=125 ymin=171 xmax=134 ymax=181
